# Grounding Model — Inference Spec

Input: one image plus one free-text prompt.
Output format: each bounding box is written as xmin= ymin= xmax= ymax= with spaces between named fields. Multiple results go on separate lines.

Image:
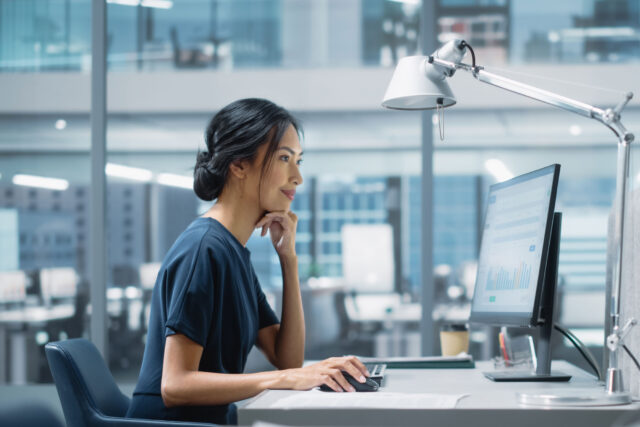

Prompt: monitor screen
xmin=470 ymin=164 xmax=560 ymax=327
xmin=341 ymin=223 xmax=395 ymax=293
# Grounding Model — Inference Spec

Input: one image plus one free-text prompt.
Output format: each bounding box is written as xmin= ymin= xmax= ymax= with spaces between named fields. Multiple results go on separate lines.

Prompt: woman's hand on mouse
xmin=255 ymin=210 xmax=298 ymax=259
xmin=274 ymin=356 xmax=369 ymax=392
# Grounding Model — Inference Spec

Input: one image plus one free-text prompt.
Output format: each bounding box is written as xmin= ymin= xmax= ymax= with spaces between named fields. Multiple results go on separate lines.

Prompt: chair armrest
xmin=93 ymin=413 xmax=218 ymax=427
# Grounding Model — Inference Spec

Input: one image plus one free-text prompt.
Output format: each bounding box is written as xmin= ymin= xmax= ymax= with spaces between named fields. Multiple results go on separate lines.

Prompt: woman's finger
xmin=331 ymin=370 xmax=355 ymax=392
xmin=322 ymin=375 xmax=342 ymax=393
xmin=342 ymin=360 xmax=367 ymax=383
xmin=346 ymin=356 xmax=370 ymax=377
xmin=255 ymin=216 xmax=270 ymax=229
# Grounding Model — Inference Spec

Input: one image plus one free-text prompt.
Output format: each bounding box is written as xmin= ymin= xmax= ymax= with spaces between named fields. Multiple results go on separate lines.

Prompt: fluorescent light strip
xmin=141 ymin=0 xmax=173 ymax=9
xmin=484 ymin=159 xmax=514 ymax=182
xmin=387 ymin=0 xmax=420 ymax=4
xmin=13 ymin=174 xmax=69 ymax=191
xmin=106 ymin=163 xmax=153 ymax=182
xmin=157 ymin=173 xmax=194 ymax=189
xmin=106 ymin=0 xmax=140 ymax=6
xmin=107 ymin=0 xmax=173 ymax=8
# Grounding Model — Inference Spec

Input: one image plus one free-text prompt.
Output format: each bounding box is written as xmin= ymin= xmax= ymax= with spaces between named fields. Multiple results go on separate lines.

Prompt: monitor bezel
xmin=469 ymin=163 xmax=561 ymax=328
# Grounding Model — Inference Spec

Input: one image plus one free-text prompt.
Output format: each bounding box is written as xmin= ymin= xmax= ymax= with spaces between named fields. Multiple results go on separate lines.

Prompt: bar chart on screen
xmin=485 ymin=262 xmax=532 ymax=290
xmin=473 ymin=171 xmax=556 ymax=311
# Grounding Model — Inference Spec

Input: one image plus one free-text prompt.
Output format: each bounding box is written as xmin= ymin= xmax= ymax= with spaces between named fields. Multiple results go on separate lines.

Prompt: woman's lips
xmin=281 ymin=189 xmax=295 ymax=200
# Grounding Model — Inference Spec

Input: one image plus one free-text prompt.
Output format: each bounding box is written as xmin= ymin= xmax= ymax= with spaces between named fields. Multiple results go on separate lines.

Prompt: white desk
xmin=345 ymin=294 xmax=421 ymax=324
xmin=0 ymin=304 xmax=75 ymax=384
xmin=239 ymin=361 xmax=640 ymax=427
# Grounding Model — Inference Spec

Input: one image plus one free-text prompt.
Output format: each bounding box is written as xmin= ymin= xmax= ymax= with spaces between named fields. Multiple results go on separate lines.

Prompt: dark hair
xmin=194 ymin=98 xmax=301 ymax=201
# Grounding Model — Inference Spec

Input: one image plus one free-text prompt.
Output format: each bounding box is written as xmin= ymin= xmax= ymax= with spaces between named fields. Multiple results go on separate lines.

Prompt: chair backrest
xmin=45 ymin=338 xmax=131 ymax=427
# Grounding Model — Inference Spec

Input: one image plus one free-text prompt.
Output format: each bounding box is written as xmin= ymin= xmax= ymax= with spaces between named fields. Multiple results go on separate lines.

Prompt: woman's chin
xmin=262 ymin=202 xmax=291 ymax=213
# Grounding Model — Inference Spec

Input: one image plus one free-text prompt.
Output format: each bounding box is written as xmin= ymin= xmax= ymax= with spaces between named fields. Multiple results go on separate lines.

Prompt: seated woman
xmin=126 ymin=98 xmax=369 ymax=425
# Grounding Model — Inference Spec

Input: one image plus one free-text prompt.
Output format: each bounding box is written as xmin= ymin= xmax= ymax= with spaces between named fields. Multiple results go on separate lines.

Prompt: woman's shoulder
xmin=176 ymin=217 xmax=231 ymax=254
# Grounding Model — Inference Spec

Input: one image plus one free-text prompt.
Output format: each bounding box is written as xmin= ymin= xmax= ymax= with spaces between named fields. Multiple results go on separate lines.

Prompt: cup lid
xmin=440 ymin=323 xmax=468 ymax=332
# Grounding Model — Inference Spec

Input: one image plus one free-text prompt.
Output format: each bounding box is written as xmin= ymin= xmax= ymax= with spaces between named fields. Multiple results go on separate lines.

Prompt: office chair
xmin=45 ymin=338 xmax=216 ymax=427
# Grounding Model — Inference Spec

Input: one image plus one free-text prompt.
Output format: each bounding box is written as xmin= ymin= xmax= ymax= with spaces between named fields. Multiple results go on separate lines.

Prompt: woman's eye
xmin=280 ymin=155 xmax=290 ymax=162
xmin=296 ymin=159 xmax=303 ymax=166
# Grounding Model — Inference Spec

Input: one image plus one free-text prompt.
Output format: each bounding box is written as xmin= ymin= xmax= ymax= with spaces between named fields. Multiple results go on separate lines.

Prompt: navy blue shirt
xmin=127 ymin=217 xmax=280 ymax=425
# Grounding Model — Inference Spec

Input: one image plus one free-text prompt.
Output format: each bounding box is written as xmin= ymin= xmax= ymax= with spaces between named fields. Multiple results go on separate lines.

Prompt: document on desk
xmin=269 ymin=390 xmax=466 ymax=410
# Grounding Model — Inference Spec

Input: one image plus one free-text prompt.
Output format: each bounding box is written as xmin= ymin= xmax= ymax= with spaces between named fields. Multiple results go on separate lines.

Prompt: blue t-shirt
xmin=127 ymin=217 xmax=280 ymax=425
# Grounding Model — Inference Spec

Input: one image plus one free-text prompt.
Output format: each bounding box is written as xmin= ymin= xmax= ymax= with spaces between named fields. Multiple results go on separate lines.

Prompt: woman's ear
xmin=229 ymin=160 xmax=249 ymax=180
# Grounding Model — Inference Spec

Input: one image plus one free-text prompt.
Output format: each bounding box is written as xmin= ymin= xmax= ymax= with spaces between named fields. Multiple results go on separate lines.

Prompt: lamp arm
xmin=428 ymin=56 xmax=635 ymax=143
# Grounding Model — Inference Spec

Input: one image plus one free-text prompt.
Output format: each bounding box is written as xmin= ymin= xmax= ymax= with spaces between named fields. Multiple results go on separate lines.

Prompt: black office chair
xmin=45 ymin=338 xmax=215 ymax=427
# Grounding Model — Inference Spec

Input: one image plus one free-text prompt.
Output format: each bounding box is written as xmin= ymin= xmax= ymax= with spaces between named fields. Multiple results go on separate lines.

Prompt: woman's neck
xmin=202 ymin=199 xmax=262 ymax=247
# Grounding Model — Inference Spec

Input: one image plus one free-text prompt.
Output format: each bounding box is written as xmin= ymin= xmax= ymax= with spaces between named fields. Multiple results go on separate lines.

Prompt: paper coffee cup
xmin=440 ymin=323 xmax=469 ymax=356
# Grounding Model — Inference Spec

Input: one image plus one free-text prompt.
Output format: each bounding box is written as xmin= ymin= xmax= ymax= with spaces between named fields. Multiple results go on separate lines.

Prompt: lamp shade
xmin=381 ymin=56 xmax=456 ymax=110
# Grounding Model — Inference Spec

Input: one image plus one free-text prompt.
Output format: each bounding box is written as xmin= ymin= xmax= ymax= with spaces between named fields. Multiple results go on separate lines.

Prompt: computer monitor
xmin=470 ymin=164 xmax=569 ymax=381
xmin=40 ymin=267 xmax=78 ymax=303
xmin=139 ymin=262 xmax=162 ymax=290
xmin=0 ymin=270 xmax=27 ymax=304
xmin=341 ymin=223 xmax=395 ymax=294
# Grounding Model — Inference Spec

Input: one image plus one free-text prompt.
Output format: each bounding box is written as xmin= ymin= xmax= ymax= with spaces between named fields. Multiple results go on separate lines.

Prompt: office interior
xmin=0 ymin=0 xmax=639 ymax=425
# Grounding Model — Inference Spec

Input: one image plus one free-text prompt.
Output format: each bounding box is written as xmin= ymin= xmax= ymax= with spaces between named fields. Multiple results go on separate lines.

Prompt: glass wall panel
xmin=510 ymin=0 xmax=640 ymax=64
xmin=0 ymin=0 xmax=91 ymax=71
xmin=0 ymin=116 xmax=90 ymax=384
xmin=0 ymin=0 xmax=424 ymax=72
xmin=436 ymin=0 xmax=640 ymax=65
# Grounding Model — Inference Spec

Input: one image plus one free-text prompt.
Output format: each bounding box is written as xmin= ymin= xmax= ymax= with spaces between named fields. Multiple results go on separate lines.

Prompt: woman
xmin=127 ymin=98 xmax=370 ymax=425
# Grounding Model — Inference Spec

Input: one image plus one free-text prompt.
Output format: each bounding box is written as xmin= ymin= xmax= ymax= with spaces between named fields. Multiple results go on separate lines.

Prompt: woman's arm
xmin=255 ymin=211 xmax=305 ymax=369
xmin=161 ymin=333 xmax=279 ymax=407
xmin=274 ymin=253 xmax=304 ymax=368
xmin=161 ymin=333 xmax=370 ymax=407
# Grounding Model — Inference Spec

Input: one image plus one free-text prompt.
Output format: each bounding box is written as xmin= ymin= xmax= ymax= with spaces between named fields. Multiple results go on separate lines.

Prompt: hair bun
xmin=193 ymin=150 xmax=224 ymax=201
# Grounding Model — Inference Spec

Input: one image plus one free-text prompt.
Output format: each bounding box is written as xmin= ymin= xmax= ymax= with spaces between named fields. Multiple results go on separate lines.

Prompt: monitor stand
xmin=484 ymin=212 xmax=571 ymax=382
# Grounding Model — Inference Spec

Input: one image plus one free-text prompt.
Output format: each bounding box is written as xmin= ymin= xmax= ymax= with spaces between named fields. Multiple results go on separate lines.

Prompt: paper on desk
xmin=356 ymin=354 xmax=472 ymax=364
xmin=269 ymin=390 xmax=466 ymax=409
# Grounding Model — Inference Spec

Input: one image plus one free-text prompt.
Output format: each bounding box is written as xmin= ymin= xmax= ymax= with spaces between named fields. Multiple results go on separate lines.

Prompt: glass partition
xmin=0 ymin=114 xmax=91 ymax=384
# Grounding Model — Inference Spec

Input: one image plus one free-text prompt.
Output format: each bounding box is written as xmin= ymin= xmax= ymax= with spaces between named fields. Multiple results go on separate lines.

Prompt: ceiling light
xmin=484 ymin=159 xmax=514 ymax=182
xmin=569 ymin=125 xmax=582 ymax=136
xmin=105 ymin=163 xmax=153 ymax=182
xmin=107 ymin=0 xmax=173 ymax=8
xmin=106 ymin=0 xmax=139 ymax=6
xmin=13 ymin=174 xmax=69 ymax=191
xmin=157 ymin=173 xmax=193 ymax=189
xmin=386 ymin=0 xmax=420 ymax=4
xmin=141 ymin=0 xmax=173 ymax=8
xmin=55 ymin=119 xmax=67 ymax=130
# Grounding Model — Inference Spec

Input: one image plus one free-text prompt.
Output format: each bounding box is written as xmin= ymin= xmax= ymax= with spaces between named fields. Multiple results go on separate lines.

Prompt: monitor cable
xmin=553 ymin=324 xmax=602 ymax=380
xmin=622 ymin=344 xmax=640 ymax=373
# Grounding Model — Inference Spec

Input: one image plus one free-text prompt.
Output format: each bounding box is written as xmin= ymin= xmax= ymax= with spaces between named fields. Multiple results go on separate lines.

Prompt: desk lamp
xmin=382 ymin=39 xmax=636 ymax=405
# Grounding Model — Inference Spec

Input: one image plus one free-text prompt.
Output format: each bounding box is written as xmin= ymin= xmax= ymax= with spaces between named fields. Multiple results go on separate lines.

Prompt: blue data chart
xmin=485 ymin=262 xmax=532 ymax=290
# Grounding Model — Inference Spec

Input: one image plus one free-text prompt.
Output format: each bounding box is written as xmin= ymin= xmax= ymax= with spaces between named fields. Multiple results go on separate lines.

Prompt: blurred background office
xmin=0 ymin=0 xmax=638 ymax=393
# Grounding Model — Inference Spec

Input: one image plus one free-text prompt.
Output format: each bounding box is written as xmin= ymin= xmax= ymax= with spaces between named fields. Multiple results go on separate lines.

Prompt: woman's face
xmin=248 ymin=124 xmax=304 ymax=213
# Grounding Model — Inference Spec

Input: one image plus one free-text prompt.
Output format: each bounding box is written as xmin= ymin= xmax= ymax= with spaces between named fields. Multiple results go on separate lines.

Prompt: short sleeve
xmin=165 ymin=242 xmax=216 ymax=347
xmin=254 ymin=273 xmax=279 ymax=330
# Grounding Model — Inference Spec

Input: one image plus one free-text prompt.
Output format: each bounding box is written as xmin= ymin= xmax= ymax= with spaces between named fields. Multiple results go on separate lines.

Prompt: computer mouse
xmin=319 ymin=371 xmax=379 ymax=392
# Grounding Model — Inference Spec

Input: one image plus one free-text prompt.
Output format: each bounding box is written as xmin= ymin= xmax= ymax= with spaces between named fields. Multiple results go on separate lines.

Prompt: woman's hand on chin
xmin=255 ymin=210 xmax=298 ymax=259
